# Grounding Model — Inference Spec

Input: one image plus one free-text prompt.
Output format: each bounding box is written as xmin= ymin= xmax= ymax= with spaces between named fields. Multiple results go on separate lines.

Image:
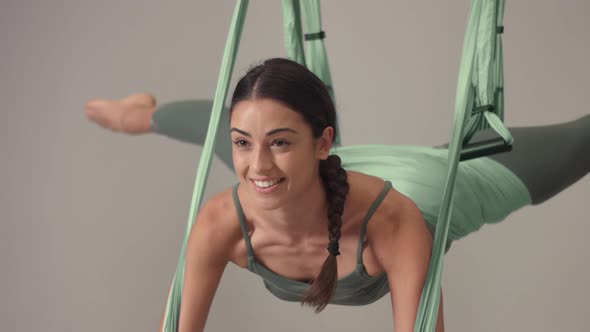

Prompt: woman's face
xmin=230 ymin=98 xmax=332 ymax=210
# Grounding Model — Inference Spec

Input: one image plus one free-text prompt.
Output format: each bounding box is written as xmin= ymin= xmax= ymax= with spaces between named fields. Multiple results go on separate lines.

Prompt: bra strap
xmin=356 ymin=180 xmax=393 ymax=264
xmin=232 ymin=184 xmax=255 ymax=259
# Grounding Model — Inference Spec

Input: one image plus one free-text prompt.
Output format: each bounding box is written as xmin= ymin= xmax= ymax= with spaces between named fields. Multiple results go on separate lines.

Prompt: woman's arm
xmin=368 ymin=194 xmax=444 ymax=332
xmin=158 ymin=196 xmax=235 ymax=332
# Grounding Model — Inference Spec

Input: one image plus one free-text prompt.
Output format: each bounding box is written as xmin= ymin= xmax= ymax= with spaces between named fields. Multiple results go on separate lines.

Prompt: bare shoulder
xmin=179 ymin=188 xmax=243 ymax=331
xmin=371 ymin=188 xmax=424 ymax=235
xmin=346 ymin=171 xmax=432 ymax=254
xmin=346 ymin=170 xmax=411 ymax=225
xmin=187 ymin=187 xmax=243 ymax=262
xmin=345 ymin=178 xmax=438 ymax=332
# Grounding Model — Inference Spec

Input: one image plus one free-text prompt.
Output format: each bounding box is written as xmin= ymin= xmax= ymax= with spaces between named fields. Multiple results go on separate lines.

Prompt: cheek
xmin=277 ymin=148 xmax=318 ymax=175
xmin=231 ymin=151 xmax=248 ymax=175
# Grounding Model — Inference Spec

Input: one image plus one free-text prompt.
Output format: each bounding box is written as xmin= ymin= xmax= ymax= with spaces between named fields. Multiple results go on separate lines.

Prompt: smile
xmin=252 ymin=178 xmax=285 ymax=192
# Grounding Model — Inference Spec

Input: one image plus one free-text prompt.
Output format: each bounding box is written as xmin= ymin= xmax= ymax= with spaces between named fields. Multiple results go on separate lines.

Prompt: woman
xmin=85 ymin=58 xmax=589 ymax=332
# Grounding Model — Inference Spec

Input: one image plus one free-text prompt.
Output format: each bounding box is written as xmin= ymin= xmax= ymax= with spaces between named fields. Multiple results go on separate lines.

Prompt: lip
xmin=251 ymin=178 xmax=285 ymax=193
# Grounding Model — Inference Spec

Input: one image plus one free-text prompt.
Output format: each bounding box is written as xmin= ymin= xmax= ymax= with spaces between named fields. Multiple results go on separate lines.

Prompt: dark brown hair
xmin=230 ymin=58 xmax=349 ymax=312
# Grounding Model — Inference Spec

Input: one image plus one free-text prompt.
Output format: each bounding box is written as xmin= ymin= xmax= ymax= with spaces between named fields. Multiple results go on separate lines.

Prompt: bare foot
xmin=85 ymin=93 xmax=157 ymax=134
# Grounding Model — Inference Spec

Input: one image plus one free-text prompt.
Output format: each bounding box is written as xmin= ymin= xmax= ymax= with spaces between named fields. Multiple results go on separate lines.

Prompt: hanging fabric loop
xmin=473 ymin=104 xmax=495 ymax=114
xmin=281 ymin=0 xmax=306 ymax=64
xmin=414 ymin=1 xmax=509 ymax=330
xmin=299 ymin=0 xmax=341 ymax=146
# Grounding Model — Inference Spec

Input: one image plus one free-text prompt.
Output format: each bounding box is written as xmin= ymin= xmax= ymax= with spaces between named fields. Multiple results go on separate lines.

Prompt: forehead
xmin=230 ymin=98 xmax=307 ymax=130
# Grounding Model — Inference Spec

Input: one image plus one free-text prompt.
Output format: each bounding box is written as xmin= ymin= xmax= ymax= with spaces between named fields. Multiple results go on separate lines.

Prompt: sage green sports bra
xmin=231 ymin=180 xmax=393 ymax=306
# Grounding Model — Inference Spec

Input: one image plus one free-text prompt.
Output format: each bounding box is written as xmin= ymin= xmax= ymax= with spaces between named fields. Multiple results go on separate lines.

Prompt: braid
xmin=301 ymin=154 xmax=349 ymax=312
xmin=321 ymin=155 xmax=349 ymax=252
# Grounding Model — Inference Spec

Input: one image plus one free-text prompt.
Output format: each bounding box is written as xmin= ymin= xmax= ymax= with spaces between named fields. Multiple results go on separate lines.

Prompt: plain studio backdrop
xmin=1 ymin=1 xmax=589 ymax=331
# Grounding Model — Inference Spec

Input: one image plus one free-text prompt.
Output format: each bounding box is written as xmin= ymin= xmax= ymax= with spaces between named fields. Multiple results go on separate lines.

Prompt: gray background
xmin=2 ymin=0 xmax=589 ymax=331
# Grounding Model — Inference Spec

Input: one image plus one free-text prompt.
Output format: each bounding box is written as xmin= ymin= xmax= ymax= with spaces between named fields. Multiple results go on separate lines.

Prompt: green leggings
xmin=151 ymin=99 xmax=590 ymax=205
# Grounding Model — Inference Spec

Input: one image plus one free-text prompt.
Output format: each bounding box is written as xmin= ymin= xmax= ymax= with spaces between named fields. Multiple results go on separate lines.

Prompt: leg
xmin=469 ymin=114 xmax=590 ymax=204
xmin=151 ymin=100 xmax=233 ymax=170
xmin=85 ymin=94 xmax=234 ymax=170
xmin=84 ymin=93 xmax=156 ymax=134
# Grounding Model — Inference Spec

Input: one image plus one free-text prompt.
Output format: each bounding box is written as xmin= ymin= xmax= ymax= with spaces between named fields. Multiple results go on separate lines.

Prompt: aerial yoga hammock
xmin=137 ymin=1 xmax=589 ymax=331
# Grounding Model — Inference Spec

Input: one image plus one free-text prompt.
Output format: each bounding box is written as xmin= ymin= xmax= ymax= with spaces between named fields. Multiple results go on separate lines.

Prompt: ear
xmin=315 ymin=127 xmax=334 ymax=160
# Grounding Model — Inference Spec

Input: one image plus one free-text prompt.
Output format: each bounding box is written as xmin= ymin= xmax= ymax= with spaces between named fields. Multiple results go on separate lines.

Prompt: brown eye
xmin=272 ymin=139 xmax=290 ymax=147
xmin=233 ymin=139 xmax=248 ymax=147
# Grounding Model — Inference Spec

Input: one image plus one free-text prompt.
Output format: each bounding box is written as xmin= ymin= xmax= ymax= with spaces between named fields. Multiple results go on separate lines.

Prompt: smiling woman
xmin=85 ymin=58 xmax=590 ymax=332
xmin=185 ymin=58 xmax=438 ymax=332
xmin=228 ymin=59 xmax=349 ymax=310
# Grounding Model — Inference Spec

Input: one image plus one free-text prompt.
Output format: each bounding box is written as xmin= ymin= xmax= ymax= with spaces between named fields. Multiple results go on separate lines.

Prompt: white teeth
xmin=254 ymin=179 xmax=281 ymax=188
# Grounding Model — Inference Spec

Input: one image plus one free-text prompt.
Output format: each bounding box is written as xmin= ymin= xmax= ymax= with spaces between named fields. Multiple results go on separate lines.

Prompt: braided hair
xmin=300 ymin=154 xmax=349 ymax=312
xmin=230 ymin=58 xmax=349 ymax=312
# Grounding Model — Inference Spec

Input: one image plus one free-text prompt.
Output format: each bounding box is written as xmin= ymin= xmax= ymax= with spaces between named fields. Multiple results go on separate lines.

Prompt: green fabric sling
xmin=282 ymin=0 xmax=341 ymax=146
xmin=415 ymin=1 xmax=510 ymax=330
xmin=300 ymin=0 xmax=341 ymax=146
xmin=299 ymin=1 xmax=334 ymax=104
xmin=281 ymin=0 xmax=306 ymax=65
xmin=161 ymin=1 xmax=249 ymax=330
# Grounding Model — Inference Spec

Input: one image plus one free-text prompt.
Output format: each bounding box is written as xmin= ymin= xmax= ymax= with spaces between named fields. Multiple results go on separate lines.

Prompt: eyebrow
xmin=230 ymin=127 xmax=298 ymax=137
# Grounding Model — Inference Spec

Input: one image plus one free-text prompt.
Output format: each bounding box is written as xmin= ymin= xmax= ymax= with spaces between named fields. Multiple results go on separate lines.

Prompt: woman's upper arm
xmin=368 ymin=196 xmax=436 ymax=332
xmin=177 ymin=197 xmax=236 ymax=332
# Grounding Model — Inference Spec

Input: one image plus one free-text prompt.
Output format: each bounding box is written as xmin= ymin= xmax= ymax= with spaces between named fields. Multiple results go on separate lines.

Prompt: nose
xmin=251 ymin=146 xmax=274 ymax=173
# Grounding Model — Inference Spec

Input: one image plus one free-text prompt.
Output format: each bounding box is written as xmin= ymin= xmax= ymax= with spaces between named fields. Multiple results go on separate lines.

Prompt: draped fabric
xmin=281 ymin=0 xmax=306 ymax=65
xmin=415 ymin=1 xmax=509 ymax=330
xmin=283 ymin=0 xmax=342 ymax=145
xmin=334 ymin=145 xmax=530 ymax=243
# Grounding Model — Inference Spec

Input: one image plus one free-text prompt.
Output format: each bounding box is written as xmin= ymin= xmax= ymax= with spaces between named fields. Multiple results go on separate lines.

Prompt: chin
xmin=248 ymin=186 xmax=289 ymax=210
xmin=253 ymin=196 xmax=287 ymax=211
